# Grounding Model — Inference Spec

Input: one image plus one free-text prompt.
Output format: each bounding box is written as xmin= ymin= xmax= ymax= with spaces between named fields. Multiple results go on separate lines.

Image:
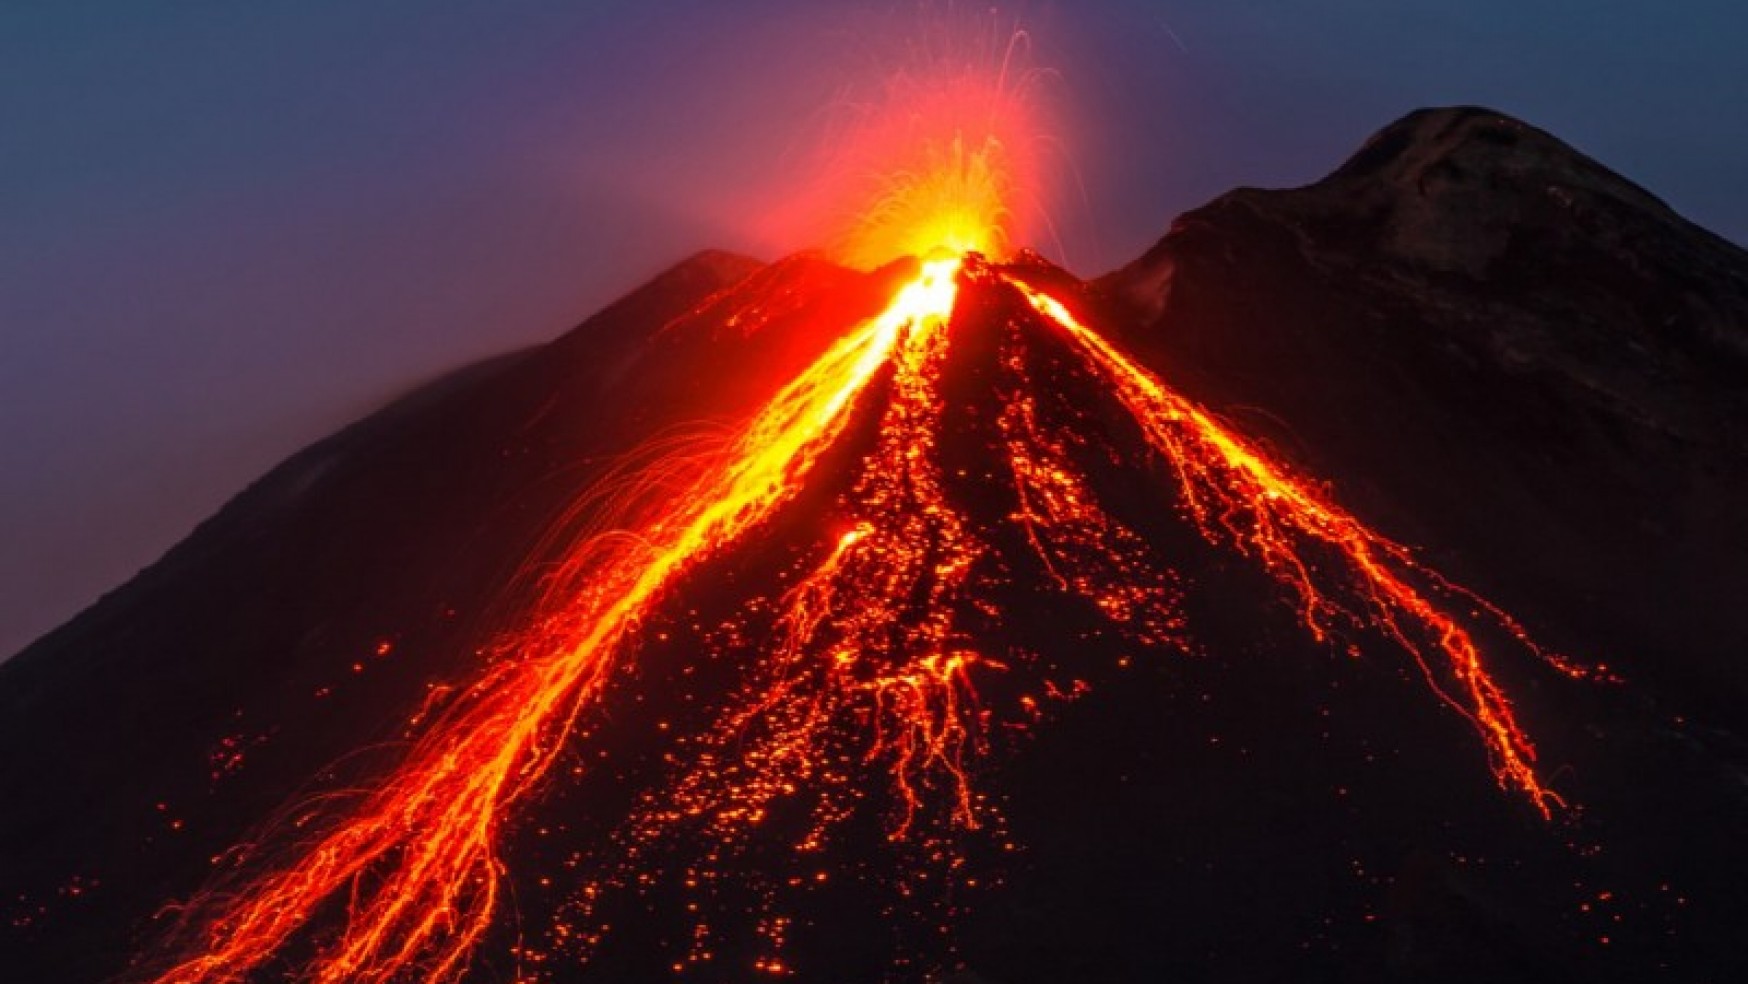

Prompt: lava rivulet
xmin=555 ymin=292 xmax=994 ymax=972
xmin=1013 ymin=280 xmax=1567 ymax=816
xmin=142 ymin=254 xmax=1582 ymax=982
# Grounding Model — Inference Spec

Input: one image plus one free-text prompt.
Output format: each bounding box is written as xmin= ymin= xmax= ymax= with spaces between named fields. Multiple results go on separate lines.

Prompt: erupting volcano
xmin=5 ymin=98 xmax=1748 ymax=984
xmin=142 ymin=239 xmax=1581 ymax=983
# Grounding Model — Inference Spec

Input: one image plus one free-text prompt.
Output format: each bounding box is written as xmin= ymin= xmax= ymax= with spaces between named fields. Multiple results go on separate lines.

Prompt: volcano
xmin=4 ymin=107 xmax=1747 ymax=984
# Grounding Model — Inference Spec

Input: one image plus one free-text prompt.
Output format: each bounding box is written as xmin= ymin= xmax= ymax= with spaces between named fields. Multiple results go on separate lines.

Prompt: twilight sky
xmin=3 ymin=0 xmax=1744 ymax=659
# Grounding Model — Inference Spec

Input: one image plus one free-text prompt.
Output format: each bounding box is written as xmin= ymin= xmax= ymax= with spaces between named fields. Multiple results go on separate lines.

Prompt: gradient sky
xmin=4 ymin=0 xmax=1744 ymax=659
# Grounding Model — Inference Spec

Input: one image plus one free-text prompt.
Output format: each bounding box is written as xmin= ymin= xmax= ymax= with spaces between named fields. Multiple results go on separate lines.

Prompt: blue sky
xmin=3 ymin=1 xmax=1744 ymax=657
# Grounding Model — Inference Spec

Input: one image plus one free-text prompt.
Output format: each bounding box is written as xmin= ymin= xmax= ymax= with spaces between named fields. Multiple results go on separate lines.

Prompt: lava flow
xmin=141 ymin=264 xmax=962 ymax=984
xmin=1012 ymin=282 xmax=1571 ymax=815
xmin=137 ymin=243 xmax=1585 ymax=982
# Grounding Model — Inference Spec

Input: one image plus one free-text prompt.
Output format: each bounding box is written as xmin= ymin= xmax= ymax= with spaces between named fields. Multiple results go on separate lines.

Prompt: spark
xmin=849 ymin=131 xmax=1015 ymax=266
xmin=783 ymin=13 xmax=1056 ymax=270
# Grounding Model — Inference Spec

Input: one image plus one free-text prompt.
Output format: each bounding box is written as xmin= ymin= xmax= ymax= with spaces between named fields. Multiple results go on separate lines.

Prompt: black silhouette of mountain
xmin=3 ymin=107 xmax=1745 ymax=984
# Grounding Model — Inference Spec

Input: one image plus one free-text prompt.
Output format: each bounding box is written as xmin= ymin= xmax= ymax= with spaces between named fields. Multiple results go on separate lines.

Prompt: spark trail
xmin=143 ymin=256 xmax=1576 ymax=983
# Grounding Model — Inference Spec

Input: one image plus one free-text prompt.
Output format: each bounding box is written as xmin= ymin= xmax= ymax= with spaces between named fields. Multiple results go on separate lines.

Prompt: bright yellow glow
xmin=777 ymin=16 xmax=1049 ymax=270
xmin=1012 ymin=280 xmax=1568 ymax=819
xmin=840 ymin=133 xmax=1012 ymax=268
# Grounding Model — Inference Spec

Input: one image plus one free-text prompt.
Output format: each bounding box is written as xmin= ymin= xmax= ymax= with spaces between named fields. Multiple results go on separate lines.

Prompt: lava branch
xmin=141 ymin=262 xmax=964 ymax=984
xmin=555 ymin=266 xmax=991 ymax=973
xmin=995 ymin=354 xmax=1186 ymax=649
xmin=1011 ymin=279 xmax=1567 ymax=817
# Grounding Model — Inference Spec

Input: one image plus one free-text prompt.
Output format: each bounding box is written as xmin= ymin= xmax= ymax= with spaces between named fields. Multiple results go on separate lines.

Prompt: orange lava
xmin=540 ymin=258 xmax=987 ymax=974
xmin=142 ymin=263 xmax=961 ymax=984
xmin=997 ymin=368 xmax=1185 ymax=649
xmin=142 ymin=252 xmax=1578 ymax=982
xmin=1012 ymin=280 xmax=1566 ymax=817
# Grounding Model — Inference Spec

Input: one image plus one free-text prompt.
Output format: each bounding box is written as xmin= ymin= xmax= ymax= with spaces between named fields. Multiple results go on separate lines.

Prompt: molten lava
xmin=138 ymin=243 xmax=1589 ymax=982
xmin=142 ymin=265 xmax=959 ymax=984
xmin=1012 ymin=282 xmax=1570 ymax=815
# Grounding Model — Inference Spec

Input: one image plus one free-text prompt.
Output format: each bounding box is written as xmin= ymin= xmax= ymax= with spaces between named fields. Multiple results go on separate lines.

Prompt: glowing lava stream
xmin=145 ymin=253 xmax=1575 ymax=984
xmin=145 ymin=261 xmax=964 ymax=984
xmin=1010 ymin=280 xmax=1565 ymax=816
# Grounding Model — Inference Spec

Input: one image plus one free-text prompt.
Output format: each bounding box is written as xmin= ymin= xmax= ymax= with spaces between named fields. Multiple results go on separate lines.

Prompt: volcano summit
xmin=3 ymin=108 xmax=1747 ymax=984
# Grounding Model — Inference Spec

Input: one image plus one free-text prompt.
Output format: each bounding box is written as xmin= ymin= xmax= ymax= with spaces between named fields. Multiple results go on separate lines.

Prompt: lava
xmin=780 ymin=16 xmax=1054 ymax=271
xmin=142 ymin=264 xmax=961 ymax=984
xmin=1012 ymin=280 xmax=1566 ymax=815
xmin=141 ymin=247 xmax=1580 ymax=981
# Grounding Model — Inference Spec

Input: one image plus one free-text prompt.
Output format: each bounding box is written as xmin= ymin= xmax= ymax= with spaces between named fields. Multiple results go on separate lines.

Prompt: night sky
xmin=4 ymin=1 xmax=1744 ymax=659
